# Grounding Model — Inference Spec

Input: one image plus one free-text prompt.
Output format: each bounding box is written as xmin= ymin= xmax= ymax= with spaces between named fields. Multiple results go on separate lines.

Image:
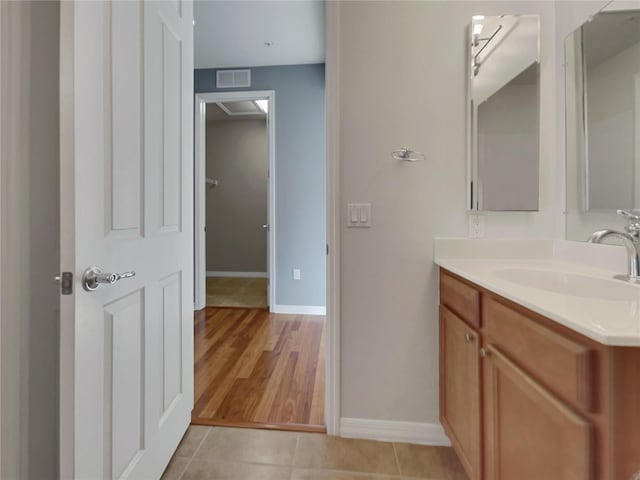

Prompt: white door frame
xmin=325 ymin=0 xmax=341 ymax=436
xmin=194 ymin=90 xmax=276 ymax=311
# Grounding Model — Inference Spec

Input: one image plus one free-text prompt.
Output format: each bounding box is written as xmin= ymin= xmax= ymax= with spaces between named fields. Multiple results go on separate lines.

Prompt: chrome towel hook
xmin=391 ymin=147 xmax=425 ymax=162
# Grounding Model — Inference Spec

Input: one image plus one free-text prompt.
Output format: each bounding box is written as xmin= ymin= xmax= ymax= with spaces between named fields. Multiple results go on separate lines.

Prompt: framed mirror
xmin=565 ymin=2 xmax=640 ymax=240
xmin=467 ymin=14 xmax=541 ymax=211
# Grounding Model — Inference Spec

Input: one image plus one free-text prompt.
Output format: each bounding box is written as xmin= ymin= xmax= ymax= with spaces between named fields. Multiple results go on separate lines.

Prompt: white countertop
xmin=434 ymin=239 xmax=640 ymax=347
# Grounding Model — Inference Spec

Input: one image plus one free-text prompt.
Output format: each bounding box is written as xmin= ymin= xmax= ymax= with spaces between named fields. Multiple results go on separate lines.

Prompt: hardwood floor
xmin=192 ymin=307 xmax=326 ymax=432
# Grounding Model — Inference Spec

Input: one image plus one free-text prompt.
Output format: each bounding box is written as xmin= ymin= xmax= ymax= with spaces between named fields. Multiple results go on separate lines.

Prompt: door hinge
xmin=55 ymin=272 xmax=74 ymax=295
xmin=326 ymin=243 xmax=329 ymax=256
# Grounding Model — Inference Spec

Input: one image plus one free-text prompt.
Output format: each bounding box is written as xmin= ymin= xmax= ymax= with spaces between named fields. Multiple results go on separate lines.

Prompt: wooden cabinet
xmin=439 ymin=268 xmax=640 ymax=480
xmin=483 ymin=345 xmax=593 ymax=480
xmin=440 ymin=306 xmax=481 ymax=479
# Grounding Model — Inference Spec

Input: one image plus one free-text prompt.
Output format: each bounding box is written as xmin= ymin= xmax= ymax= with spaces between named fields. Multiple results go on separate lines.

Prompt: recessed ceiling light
xmin=255 ymin=99 xmax=268 ymax=114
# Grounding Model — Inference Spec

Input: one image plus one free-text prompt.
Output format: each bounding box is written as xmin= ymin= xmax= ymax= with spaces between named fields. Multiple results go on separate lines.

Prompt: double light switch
xmin=347 ymin=203 xmax=372 ymax=228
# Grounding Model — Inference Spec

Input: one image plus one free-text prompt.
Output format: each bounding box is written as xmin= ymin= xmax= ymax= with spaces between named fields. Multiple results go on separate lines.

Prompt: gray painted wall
xmin=206 ymin=114 xmax=268 ymax=273
xmin=195 ymin=64 xmax=326 ymax=307
xmin=1 ymin=1 xmax=60 ymax=478
xmin=28 ymin=2 xmax=60 ymax=476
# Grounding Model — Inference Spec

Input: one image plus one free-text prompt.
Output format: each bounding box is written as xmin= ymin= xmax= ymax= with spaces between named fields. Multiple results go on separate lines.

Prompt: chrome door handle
xmin=82 ymin=266 xmax=136 ymax=292
xmin=263 ymin=224 xmax=269 ymax=230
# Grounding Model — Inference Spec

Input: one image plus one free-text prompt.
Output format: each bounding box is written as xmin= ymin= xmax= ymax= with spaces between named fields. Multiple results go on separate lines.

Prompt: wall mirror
xmin=467 ymin=14 xmax=541 ymax=212
xmin=565 ymin=1 xmax=640 ymax=240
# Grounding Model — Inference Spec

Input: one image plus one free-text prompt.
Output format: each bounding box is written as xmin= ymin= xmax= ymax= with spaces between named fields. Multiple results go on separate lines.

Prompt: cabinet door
xmin=440 ymin=306 xmax=481 ymax=479
xmin=483 ymin=345 xmax=593 ymax=480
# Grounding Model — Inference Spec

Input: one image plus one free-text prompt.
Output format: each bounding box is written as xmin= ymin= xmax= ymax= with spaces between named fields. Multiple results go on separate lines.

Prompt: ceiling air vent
xmin=216 ymin=69 xmax=251 ymax=89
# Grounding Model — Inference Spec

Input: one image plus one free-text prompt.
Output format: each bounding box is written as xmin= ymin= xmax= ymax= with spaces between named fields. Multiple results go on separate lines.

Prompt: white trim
xmin=634 ymin=72 xmax=640 ymax=207
xmin=272 ymin=305 xmax=326 ymax=316
xmin=194 ymin=94 xmax=207 ymax=310
xmin=325 ymin=1 xmax=341 ymax=436
xmin=194 ymin=90 xmax=276 ymax=312
xmin=340 ymin=418 xmax=451 ymax=446
xmin=206 ymin=271 xmax=267 ymax=278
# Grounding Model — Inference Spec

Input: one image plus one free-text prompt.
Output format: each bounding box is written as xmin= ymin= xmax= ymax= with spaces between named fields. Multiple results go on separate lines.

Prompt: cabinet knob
xmin=480 ymin=347 xmax=490 ymax=358
xmin=464 ymin=333 xmax=475 ymax=342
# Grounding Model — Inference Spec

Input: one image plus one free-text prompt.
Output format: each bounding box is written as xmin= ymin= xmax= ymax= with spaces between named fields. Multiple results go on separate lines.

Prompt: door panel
xmin=60 ymin=1 xmax=194 ymax=478
xmin=161 ymin=272 xmax=183 ymax=413
xmin=108 ymin=1 xmax=142 ymax=236
xmin=483 ymin=345 xmax=593 ymax=480
xmin=105 ymin=291 xmax=144 ymax=479
xmin=439 ymin=306 xmax=481 ymax=479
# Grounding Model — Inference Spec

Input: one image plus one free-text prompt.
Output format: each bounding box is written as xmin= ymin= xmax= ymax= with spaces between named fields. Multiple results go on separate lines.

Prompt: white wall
xmin=478 ymin=81 xmax=539 ymax=211
xmin=586 ymin=41 xmax=640 ymax=210
xmin=338 ymin=1 xmax=559 ymax=426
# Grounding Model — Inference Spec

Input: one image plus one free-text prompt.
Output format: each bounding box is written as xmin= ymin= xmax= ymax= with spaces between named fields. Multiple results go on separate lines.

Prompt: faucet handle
xmin=618 ymin=210 xmax=640 ymax=235
xmin=618 ymin=210 xmax=640 ymax=220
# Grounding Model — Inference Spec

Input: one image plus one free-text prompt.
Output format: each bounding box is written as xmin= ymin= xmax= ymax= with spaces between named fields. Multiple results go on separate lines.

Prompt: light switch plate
xmin=347 ymin=203 xmax=372 ymax=228
xmin=469 ymin=214 xmax=485 ymax=238
xmin=293 ymin=269 xmax=301 ymax=281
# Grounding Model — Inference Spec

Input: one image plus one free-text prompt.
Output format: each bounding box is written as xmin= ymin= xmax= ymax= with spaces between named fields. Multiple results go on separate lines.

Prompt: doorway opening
xmin=193 ymin=83 xmax=327 ymax=432
xmin=195 ymin=91 xmax=275 ymax=311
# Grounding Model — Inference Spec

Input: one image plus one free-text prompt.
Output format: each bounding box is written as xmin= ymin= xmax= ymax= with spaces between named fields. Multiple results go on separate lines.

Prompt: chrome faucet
xmin=587 ymin=210 xmax=640 ymax=282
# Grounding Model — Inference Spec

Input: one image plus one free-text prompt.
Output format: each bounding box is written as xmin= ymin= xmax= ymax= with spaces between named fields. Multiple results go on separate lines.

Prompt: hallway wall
xmin=195 ymin=64 xmax=326 ymax=309
xmin=206 ymin=114 xmax=268 ymax=274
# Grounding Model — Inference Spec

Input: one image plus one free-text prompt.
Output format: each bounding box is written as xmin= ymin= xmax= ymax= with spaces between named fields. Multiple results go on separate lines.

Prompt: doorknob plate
xmin=82 ymin=266 xmax=136 ymax=292
xmin=83 ymin=266 xmax=103 ymax=292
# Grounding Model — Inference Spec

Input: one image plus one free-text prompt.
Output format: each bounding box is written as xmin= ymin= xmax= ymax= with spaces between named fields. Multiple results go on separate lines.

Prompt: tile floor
xmin=206 ymin=277 xmax=268 ymax=308
xmin=161 ymin=426 xmax=468 ymax=480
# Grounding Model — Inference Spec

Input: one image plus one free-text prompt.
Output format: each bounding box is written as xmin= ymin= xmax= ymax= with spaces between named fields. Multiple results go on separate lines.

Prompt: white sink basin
xmin=493 ymin=268 xmax=640 ymax=302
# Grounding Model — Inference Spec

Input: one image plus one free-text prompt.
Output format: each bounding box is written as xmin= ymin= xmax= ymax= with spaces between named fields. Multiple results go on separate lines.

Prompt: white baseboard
xmin=206 ymin=271 xmax=268 ymax=278
xmin=340 ymin=418 xmax=451 ymax=446
xmin=271 ymin=305 xmax=326 ymax=315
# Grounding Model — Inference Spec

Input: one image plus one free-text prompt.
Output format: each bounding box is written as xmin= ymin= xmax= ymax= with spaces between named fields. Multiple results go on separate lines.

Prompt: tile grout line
xmin=392 ymin=442 xmax=403 ymax=477
xmin=290 ymin=432 xmax=301 ymax=480
xmin=176 ymin=426 xmax=213 ymax=480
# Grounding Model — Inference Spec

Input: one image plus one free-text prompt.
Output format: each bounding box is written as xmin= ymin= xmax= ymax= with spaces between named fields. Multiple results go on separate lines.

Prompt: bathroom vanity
xmin=451 ymin=0 xmax=640 ymax=476
xmin=437 ymin=259 xmax=640 ymax=480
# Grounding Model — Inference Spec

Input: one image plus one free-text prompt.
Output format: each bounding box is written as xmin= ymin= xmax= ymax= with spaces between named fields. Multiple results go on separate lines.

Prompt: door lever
xmin=82 ymin=266 xmax=136 ymax=292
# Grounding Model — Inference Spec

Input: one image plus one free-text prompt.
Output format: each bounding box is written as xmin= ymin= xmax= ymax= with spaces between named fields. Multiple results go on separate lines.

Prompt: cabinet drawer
xmin=440 ymin=270 xmax=480 ymax=328
xmin=483 ymin=297 xmax=595 ymax=412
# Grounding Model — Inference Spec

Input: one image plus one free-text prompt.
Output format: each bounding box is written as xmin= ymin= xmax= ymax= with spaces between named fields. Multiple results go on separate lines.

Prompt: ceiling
xmin=583 ymin=10 xmax=640 ymax=68
xmin=194 ymin=1 xmax=326 ymax=69
xmin=472 ymin=15 xmax=540 ymax=104
xmin=206 ymin=103 xmax=266 ymax=122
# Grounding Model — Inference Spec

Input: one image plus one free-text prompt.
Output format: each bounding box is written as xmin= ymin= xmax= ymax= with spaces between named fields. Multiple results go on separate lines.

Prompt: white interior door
xmin=59 ymin=1 xmax=194 ymax=478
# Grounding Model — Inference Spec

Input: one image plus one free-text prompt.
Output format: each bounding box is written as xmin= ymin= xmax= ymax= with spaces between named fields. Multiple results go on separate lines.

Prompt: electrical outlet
xmin=293 ymin=269 xmax=301 ymax=281
xmin=469 ymin=214 xmax=485 ymax=238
